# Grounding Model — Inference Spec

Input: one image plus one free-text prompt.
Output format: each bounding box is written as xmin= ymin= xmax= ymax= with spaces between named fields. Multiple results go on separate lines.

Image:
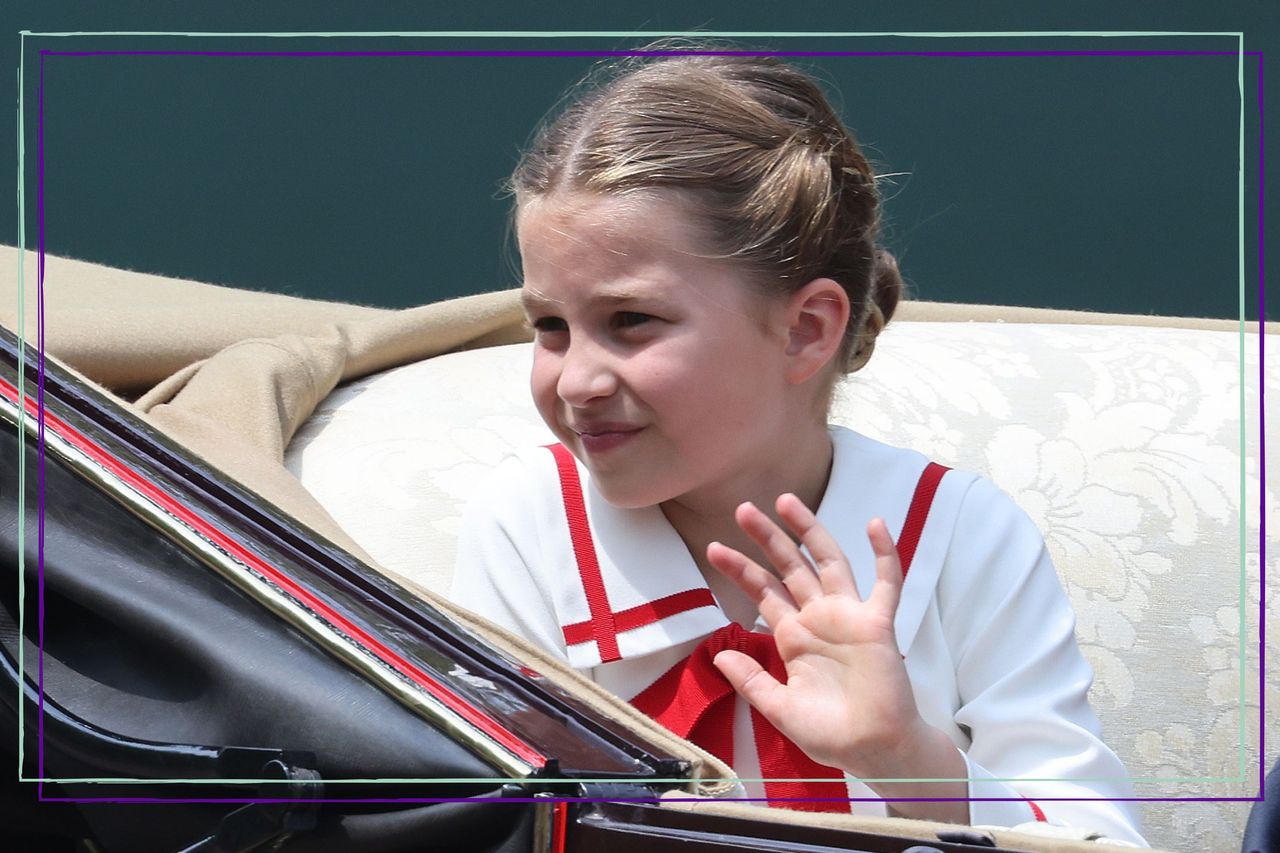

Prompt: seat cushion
xmin=285 ymin=320 xmax=1273 ymax=853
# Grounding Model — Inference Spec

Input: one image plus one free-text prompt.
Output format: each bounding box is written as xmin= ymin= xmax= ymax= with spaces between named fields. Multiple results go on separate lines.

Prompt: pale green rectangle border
xmin=13 ymin=29 xmax=1255 ymax=793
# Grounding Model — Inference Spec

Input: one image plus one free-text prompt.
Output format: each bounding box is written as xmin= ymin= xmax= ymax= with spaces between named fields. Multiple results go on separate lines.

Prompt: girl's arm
xmin=707 ymin=491 xmax=1146 ymax=844
xmin=936 ymin=478 xmax=1146 ymax=844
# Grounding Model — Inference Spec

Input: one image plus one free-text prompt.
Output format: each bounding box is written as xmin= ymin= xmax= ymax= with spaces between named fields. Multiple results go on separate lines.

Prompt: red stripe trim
xmin=550 ymin=800 xmax=569 ymax=851
xmin=2 ymin=376 xmax=547 ymax=769
xmin=546 ymin=444 xmax=621 ymax=663
xmin=1025 ymin=797 xmax=1047 ymax=822
xmin=563 ymin=587 xmax=717 ymax=646
xmin=896 ymin=461 xmax=950 ymax=576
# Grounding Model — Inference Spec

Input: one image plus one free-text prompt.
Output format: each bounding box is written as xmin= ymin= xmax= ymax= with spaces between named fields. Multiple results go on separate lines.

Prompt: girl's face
xmin=518 ymin=193 xmax=802 ymax=511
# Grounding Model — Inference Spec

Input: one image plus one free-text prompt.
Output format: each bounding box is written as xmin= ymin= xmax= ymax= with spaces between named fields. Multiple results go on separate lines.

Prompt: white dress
xmin=451 ymin=426 xmax=1147 ymax=846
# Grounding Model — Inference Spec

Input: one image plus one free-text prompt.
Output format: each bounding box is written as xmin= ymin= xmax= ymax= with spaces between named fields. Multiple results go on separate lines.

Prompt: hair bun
xmin=844 ymin=248 xmax=903 ymax=374
xmin=871 ymin=248 xmax=902 ymax=325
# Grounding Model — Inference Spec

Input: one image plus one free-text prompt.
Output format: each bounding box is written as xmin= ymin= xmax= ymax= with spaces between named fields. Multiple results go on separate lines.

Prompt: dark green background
xmin=4 ymin=2 xmax=1273 ymax=320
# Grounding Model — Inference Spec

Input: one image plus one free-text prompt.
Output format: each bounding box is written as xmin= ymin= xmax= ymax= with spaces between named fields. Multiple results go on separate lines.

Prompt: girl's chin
xmin=584 ymin=470 xmax=672 ymax=510
xmin=591 ymin=483 xmax=663 ymax=510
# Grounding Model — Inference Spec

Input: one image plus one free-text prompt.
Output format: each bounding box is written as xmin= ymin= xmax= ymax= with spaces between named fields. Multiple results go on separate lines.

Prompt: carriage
xmin=2 ymin=246 xmax=1267 ymax=852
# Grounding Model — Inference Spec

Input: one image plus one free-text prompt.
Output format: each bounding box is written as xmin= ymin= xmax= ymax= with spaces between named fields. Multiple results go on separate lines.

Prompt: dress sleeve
xmin=939 ymin=478 xmax=1148 ymax=847
xmin=449 ymin=455 xmax=570 ymax=662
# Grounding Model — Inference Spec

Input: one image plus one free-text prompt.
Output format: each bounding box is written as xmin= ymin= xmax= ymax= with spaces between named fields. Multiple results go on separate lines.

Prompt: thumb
xmin=713 ymin=649 xmax=788 ymax=722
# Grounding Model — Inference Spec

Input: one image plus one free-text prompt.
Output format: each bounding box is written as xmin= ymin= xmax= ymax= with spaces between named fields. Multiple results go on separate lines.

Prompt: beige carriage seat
xmin=284 ymin=317 xmax=1273 ymax=853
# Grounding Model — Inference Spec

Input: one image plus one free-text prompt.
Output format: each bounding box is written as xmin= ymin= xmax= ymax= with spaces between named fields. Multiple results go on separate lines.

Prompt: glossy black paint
xmin=0 ymin=325 xmax=691 ymax=785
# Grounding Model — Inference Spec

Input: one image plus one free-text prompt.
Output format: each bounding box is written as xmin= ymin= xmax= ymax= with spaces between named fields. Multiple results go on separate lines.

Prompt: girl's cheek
xmin=529 ymin=356 xmax=557 ymax=405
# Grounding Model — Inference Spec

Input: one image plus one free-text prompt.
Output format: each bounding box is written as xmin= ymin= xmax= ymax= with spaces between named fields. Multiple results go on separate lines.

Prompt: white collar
xmin=552 ymin=427 xmax=970 ymax=669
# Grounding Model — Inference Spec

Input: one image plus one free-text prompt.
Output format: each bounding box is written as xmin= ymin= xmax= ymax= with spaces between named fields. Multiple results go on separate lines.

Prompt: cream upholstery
xmin=287 ymin=321 xmax=1274 ymax=853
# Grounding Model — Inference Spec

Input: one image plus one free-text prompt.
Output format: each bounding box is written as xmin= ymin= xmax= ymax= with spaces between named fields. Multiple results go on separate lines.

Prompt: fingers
xmin=733 ymin=501 xmax=825 ymax=604
xmin=705 ymin=540 xmax=798 ymax=627
xmin=713 ymin=499 xmax=898 ymax=619
xmin=712 ymin=649 xmax=787 ymax=721
xmin=737 ymin=502 xmax=834 ymax=601
xmin=774 ymin=494 xmax=859 ymax=598
xmin=865 ymin=517 xmax=905 ymax=613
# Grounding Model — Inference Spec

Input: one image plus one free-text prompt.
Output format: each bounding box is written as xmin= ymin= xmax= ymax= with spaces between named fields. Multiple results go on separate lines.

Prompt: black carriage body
xmin=0 ymin=327 xmax=1039 ymax=853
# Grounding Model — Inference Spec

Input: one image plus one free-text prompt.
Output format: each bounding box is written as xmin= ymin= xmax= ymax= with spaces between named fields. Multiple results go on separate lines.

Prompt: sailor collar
xmin=542 ymin=427 xmax=975 ymax=670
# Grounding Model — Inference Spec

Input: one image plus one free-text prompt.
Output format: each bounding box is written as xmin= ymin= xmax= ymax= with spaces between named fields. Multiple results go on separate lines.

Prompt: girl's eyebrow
xmin=520 ymin=287 xmax=657 ymax=313
xmin=520 ymin=290 xmax=556 ymax=313
xmin=593 ymin=289 xmax=653 ymax=306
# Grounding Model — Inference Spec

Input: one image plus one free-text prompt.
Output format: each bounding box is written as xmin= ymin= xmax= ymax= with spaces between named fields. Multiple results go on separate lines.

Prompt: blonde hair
xmin=513 ymin=45 xmax=902 ymax=374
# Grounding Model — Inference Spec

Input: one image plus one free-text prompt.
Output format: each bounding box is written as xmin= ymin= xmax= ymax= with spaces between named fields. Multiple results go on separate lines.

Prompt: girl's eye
xmin=613 ymin=311 xmax=655 ymax=329
xmin=530 ymin=316 xmax=568 ymax=334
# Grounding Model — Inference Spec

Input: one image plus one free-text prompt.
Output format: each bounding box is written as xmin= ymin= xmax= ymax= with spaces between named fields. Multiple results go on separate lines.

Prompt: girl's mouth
xmin=573 ymin=425 xmax=642 ymax=454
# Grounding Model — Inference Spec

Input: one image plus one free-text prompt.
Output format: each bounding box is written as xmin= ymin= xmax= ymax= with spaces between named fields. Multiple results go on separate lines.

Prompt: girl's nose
xmin=557 ymin=340 xmax=618 ymax=406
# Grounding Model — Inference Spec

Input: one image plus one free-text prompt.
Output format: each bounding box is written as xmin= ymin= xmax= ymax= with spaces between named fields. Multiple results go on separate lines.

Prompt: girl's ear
xmin=783 ymin=278 xmax=851 ymax=385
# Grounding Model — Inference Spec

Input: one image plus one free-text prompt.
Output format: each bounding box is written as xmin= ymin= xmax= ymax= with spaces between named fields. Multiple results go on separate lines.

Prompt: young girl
xmin=451 ymin=48 xmax=1147 ymax=846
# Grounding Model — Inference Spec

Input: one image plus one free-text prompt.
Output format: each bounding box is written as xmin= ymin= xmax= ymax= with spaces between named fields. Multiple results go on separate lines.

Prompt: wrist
xmin=853 ymin=722 xmax=969 ymax=824
xmin=840 ymin=713 xmax=938 ymax=780
xmin=843 ymin=717 xmax=967 ymax=794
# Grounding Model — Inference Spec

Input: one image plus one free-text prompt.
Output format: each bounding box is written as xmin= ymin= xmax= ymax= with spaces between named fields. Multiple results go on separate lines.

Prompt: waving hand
xmin=707 ymin=495 xmax=935 ymax=779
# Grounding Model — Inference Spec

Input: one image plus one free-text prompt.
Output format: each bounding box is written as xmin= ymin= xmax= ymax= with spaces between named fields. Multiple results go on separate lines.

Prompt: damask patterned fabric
xmin=285 ymin=321 xmax=1274 ymax=853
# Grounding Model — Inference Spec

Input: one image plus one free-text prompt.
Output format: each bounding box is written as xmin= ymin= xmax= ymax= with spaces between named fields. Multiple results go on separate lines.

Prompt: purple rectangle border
xmin=24 ymin=43 xmax=1264 ymax=809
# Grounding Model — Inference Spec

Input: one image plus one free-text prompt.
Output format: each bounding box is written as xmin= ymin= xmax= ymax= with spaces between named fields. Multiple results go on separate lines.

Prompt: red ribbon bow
xmin=630 ymin=622 xmax=852 ymax=813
